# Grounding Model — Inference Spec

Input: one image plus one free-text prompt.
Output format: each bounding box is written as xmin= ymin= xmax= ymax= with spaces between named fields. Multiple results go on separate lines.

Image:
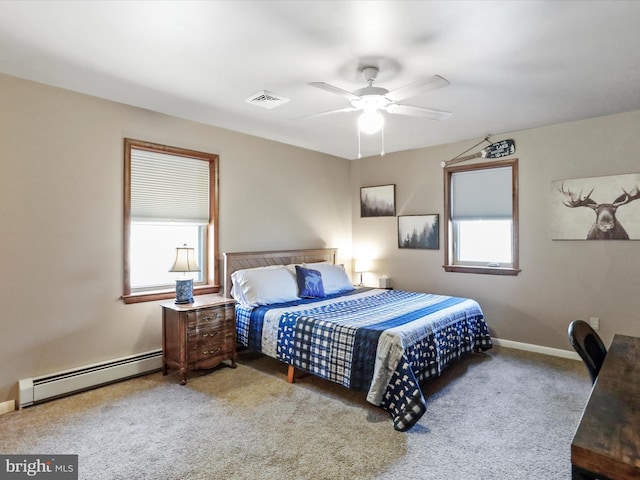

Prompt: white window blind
xmin=131 ymin=148 xmax=210 ymax=224
xmin=451 ymin=166 xmax=512 ymax=219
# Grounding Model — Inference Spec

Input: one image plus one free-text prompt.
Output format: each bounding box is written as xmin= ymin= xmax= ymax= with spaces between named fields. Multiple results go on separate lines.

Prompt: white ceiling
xmin=1 ymin=1 xmax=640 ymax=160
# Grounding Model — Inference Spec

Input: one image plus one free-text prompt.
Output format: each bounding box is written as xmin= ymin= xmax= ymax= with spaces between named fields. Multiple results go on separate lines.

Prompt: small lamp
xmin=169 ymin=244 xmax=200 ymax=304
xmin=353 ymin=259 xmax=371 ymax=287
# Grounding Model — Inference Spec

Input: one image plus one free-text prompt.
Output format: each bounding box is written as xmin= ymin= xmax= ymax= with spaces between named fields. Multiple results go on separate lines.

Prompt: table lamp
xmin=169 ymin=244 xmax=200 ymax=304
xmin=354 ymin=259 xmax=370 ymax=287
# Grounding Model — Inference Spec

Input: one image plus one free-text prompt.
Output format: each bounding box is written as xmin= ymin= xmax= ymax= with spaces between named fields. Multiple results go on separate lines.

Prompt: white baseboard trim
xmin=492 ymin=337 xmax=581 ymax=361
xmin=0 ymin=399 xmax=15 ymax=415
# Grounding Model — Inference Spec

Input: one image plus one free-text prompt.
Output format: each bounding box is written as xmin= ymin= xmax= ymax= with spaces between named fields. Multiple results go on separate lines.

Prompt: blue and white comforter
xmin=235 ymin=288 xmax=492 ymax=431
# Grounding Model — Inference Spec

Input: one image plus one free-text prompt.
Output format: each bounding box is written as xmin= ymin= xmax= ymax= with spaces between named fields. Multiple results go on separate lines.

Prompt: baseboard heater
xmin=18 ymin=349 xmax=163 ymax=408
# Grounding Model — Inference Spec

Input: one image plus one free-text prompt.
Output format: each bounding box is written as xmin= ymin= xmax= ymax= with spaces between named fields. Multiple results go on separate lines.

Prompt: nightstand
xmin=160 ymin=294 xmax=237 ymax=385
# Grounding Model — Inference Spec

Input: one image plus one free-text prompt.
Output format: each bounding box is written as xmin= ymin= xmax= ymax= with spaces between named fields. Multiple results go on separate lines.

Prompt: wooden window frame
xmin=122 ymin=138 xmax=220 ymax=304
xmin=443 ymin=158 xmax=521 ymax=276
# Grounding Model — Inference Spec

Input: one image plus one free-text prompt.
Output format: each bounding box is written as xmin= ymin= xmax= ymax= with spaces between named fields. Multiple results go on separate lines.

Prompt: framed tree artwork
xmin=360 ymin=184 xmax=395 ymax=217
xmin=398 ymin=214 xmax=439 ymax=249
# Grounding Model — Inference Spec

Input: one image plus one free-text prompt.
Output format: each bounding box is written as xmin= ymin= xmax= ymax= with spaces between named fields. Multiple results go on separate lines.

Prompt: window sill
xmin=442 ymin=265 xmax=521 ymax=276
xmin=122 ymin=284 xmax=221 ymax=304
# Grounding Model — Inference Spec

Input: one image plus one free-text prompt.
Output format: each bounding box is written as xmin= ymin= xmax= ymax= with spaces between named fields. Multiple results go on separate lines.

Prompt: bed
xmin=223 ymin=248 xmax=492 ymax=432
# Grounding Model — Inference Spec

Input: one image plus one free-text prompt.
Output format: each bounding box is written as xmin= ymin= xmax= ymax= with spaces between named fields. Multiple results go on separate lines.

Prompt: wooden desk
xmin=571 ymin=334 xmax=640 ymax=480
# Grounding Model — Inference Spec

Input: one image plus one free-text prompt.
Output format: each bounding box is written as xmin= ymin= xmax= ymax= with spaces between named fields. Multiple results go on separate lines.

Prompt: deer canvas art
xmin=551 ymin=173 xmax=640 ymax=240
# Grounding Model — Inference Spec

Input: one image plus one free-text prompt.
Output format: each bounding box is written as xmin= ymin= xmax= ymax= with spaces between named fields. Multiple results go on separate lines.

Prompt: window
xmin=123 ymin=139 xmax=219 ymax=304
xmin=443 ymin=159 xmax=520 ymax=275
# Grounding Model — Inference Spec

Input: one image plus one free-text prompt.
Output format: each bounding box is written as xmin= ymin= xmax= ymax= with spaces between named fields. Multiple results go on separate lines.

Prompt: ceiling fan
xmin=306 ymin=66 xmax=452 ymax=135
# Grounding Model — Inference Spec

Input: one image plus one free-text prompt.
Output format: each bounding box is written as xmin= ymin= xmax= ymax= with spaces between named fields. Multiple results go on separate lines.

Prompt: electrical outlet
xmin=589 ymin=317 xmax=600 ymax=331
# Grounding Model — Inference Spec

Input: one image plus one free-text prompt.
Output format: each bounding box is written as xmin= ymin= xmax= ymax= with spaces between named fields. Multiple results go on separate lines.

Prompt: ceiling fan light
xmin=358 ymin=109 xmax=384 ymax=134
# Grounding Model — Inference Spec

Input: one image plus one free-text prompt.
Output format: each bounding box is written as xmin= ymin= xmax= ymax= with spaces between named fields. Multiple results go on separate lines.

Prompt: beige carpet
xmin=0 ymin=346 xmax=591 ymax=480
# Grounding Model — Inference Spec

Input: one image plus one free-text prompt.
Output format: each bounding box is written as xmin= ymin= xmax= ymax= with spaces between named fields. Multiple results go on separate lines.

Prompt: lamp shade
xmin=353 ymin=259 xmax=371 ymax=287
xmin=169 ymin=245 xmax=200 ymax=273
xmin=354 ymin=259 xmax=371 ymax=273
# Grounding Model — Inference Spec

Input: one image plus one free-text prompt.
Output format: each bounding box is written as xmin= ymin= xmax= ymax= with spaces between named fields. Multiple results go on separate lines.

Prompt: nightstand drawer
xmin=193 ymin=304 xmax=233 ymax=326
xmin=188 ymin=325 xmax=234 ymax=351
xmin=195 ymin=328 xmax=230 ymax=341
xmin=190 ymin=334 xmax=235 ymax=368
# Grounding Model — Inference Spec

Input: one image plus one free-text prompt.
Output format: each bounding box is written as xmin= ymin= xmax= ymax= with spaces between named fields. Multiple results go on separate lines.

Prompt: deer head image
xmin=558 ymin=182 xmax=640 ymax=239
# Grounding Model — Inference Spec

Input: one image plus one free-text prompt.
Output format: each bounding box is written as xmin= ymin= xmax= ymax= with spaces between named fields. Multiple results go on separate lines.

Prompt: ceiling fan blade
xmin=385 ymin=103 xmax=452 ymax=121
xmin=308 ymin=82 xmax=361 ymax=101
xmin=385 ymin=75 xmax=450 ymax=102
xmin=295 ymin=106 xmax=360 ymax=120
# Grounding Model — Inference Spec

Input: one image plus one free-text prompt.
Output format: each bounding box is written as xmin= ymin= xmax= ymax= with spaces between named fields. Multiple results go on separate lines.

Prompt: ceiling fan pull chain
xmin=380 ymin=123 xmax=385 ymax=157
xmin=357 ymin=128 xmax=362 ymax=159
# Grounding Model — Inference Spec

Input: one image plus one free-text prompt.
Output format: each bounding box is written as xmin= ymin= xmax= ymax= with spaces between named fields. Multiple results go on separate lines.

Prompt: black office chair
xmin=568 ymin=320 xmax=607 ymax=384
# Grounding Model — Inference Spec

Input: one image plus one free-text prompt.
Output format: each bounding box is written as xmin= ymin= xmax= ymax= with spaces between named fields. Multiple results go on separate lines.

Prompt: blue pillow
xmin=295 ymin=265 xmax=325 ymax=298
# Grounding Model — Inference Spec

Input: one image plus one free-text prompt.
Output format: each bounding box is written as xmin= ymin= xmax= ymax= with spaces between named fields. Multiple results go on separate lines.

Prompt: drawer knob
xmin=202 ymin=331 xmax=221 ymax=338
xmin=202 ymin=347 xmax=221 ymax=355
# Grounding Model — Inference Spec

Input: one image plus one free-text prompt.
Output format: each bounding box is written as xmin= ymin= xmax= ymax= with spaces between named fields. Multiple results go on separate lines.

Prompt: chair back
xmin=568 ymin=320 xmax=607 ymax=384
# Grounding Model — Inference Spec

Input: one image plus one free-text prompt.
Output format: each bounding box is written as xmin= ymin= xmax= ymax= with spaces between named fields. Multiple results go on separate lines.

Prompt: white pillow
xmin=303 ymin=263 xmax=354 ymax=295
xmin=231 ymin=265 xmax=299 ymax=307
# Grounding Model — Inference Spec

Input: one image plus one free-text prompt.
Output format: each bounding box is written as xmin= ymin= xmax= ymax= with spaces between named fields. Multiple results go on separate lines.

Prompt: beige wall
xmin=2 ymin=71 xmax=639 ymax=405
xmin=0 ymin=74 xmax=352 ymax=402
xmin=351 ymin=110 xmax=640 ymax=351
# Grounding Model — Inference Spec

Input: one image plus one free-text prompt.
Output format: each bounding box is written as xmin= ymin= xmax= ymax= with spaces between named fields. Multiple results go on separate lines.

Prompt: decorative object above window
xmin=442 ymin=138 xmax=516 ymax=168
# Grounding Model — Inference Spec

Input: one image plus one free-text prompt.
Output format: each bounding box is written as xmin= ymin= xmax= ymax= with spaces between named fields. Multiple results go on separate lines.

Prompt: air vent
xmin=244 ymin=90 xmax=290 ymax=109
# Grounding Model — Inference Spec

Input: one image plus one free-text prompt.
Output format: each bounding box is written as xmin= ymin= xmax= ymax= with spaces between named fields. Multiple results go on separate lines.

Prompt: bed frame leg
xmin=287 ymin=365 xmax=295 ymax=383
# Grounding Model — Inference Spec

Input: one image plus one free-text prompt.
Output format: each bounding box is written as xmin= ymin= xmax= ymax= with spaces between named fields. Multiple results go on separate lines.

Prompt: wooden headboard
xmin=223 ymin=248 xmax=338 ymax=298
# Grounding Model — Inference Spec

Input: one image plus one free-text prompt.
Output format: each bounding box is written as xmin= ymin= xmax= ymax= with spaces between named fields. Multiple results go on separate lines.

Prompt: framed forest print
xmin=398 ymin=214 xmax=439 ymax=249
xmin=360 ymin=184 xmax=395 ymax=217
